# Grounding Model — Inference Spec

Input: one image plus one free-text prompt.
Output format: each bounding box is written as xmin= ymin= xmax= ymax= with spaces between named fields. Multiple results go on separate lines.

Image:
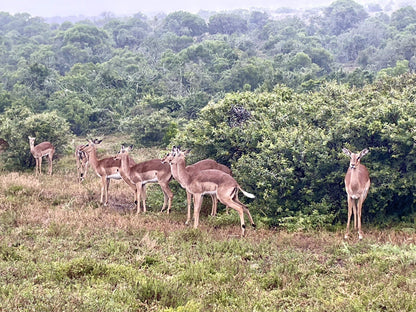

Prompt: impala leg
xmin=101 ymin=177 xmax=110 ymax=206
xmin=233 ymin=195 xmax=255 ymax=227
xmin=99 ymin=177 xmax=105 ymax=205
xmin=105 ymin=177 xmax=111 ymax=206
xmin=34 ymin=158 xmax=38 ymax=176
xmin=38 ymin=158 xmax=42 ymax=175
xmin=48 ymin=155 xmax=53 ymax=175
xmin=193 ymin=195 xmax=203 ymax=229
xmin=136 ymin=183 xmax=143 ymax=213
xmin=357 ymin=198 xmax=363 ymax=240
xmin=353 ymin=199 xmax=358 ymax=231
xmin=221 ymin=197 xmax=247 ymax=237
xmin=210 ymin=194 xmax=217 ymax=216
xmin=345 ymin=196 xmax=353 ymax=239
xmin=185 ymin=191 xmax=192 ymax=225
xmin=141 ymin=184 xmax=147 ymax=213
xmin=159 ymin=183 xmax=173 ymax=214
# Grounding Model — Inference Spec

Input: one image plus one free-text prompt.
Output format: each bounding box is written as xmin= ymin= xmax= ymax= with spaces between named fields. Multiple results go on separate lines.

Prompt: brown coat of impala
xmin=162 ymin=150 xmax=232 ymax=225
xmin=28 ymin=136 xmax=55 ymax=176
xmin=342 ymin=148 xmax=371 ymax=240
xmin=115 ymin=145 xmax=173 ymax=214
xmin=79 ymin=139 xmax=137 ymax=206
xmin=165 ymin=146 xmax=255 ymax=237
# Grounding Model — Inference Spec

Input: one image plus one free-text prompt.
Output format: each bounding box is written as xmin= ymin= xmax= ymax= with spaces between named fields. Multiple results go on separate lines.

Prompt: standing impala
xmin=79 ymin=139 xmax=138 ymax=206
xmin=342 ymin=148 xmax=371 ymax=240
xmin=28 ymin=136 xmax=55 ymax=176
xmin=115 ymin=145 xmax=173 ymax=214
xmin=162 ymin=149 xmax=232 ymax=225
xmin=165 ymin=146 xmax=256 ymax=237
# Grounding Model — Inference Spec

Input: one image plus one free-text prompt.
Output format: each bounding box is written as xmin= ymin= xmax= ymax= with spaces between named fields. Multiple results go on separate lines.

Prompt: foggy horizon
xmin=0 ymin=0 xmax=380 ymax=18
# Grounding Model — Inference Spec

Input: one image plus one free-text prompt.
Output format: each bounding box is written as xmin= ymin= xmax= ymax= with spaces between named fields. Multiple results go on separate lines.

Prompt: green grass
xmin=0 ymin=149 xmax=415 ymax=311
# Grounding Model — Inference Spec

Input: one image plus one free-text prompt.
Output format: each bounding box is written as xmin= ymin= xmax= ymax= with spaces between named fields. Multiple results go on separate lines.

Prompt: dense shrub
xmin=0 ymin=105 xmax=72 ymax=170
xmin=173 ymin=75 xmax=416 ymax=226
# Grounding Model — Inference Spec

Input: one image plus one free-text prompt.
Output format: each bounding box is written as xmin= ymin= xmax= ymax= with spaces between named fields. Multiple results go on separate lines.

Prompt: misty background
xmin=2 ymin=0 xmax=413 ymax=21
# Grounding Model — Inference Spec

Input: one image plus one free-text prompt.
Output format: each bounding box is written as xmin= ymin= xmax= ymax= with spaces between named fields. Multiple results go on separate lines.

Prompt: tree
xmin=162 ymin=11 xmax=207 ymax=37
xmin=208 ymin=13 xmax=248 ymax=35
xmin=391 ymin=6 xmax=416 ymax=31
xmin=321 ymin=0 xmax=368 ymax=35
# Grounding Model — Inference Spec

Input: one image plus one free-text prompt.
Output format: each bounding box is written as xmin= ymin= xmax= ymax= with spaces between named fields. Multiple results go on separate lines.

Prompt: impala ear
xmin=342 ymin=148 xmax=351 ymax=157
xmin=360 ymin=148 xmax=369 ymax=158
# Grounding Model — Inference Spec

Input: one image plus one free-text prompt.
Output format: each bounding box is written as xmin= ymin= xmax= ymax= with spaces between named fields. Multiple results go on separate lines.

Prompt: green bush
xmin=0 ymin=105 xmax=72 ymax=170
xmin=173 ymin=75 xmax=416 ymax=226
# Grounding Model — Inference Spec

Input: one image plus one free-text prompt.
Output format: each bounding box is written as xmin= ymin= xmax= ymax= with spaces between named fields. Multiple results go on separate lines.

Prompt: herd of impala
xmin=28 ymin=136 xmax=370 ymax=239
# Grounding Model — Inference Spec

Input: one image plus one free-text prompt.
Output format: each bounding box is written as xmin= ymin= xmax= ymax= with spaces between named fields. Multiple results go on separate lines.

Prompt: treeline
xmin=1 ymin=1 xmax=416 ymax=139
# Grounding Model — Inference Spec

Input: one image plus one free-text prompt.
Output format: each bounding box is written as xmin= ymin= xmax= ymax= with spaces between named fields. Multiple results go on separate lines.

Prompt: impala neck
xmin=119 ymin=152 xmax=131 ymax=173
xmin=174 ymin=156 xmax=191 ymax=186
xmin=86 ymin=146 xmax=99 ymax=169
xmin=29 ymin=141 xmax=35 ymax=152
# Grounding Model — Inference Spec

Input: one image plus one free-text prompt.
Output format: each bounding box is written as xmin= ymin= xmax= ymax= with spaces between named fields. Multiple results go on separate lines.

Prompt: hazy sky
xmin=1 ymin=0 xmax=334 ymax=17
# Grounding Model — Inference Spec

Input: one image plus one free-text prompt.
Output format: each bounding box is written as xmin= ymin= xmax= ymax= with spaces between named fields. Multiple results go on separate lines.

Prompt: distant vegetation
xmin=1 ymin=0 xmax=416 ymax=226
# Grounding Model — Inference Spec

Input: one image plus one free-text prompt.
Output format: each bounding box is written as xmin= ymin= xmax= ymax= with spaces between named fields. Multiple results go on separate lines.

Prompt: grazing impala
xmin=161 ymin=149 xmax=232 ymax=225
xmin=115 ymin=145 xmax=173 ymax=214
xmin=79 ymin=139 xmax=138 ymax=206
xmin=342 ymin=148 xmax=371 ymax=240
xmin=165 ymin=146 xmax=256 ymax=237
xmin=28 ymin=136 xmax=55 ymax=176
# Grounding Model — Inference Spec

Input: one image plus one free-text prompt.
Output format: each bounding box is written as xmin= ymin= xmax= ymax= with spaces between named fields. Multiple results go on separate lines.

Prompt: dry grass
xmin=0 ymin=148 xmax=416 ymax=311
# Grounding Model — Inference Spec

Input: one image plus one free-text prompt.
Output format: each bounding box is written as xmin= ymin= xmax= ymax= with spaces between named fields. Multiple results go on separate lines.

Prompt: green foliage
xmin=0 ymin=105 xmax=72 ymax=170
xmin=321 ymin=0 xmax=368 ymax=35
xmin=162 ymin=11 xmax=207 ymax=37
xmin=391 ymin=6 xmax=416 ymax=30
xmin=173 ymin=75 xmax=416 ymax=225
xmin=125 ymin=108 xmax=179 ymax=148
xmin=208 ymin=13 xmax=248 ymax=35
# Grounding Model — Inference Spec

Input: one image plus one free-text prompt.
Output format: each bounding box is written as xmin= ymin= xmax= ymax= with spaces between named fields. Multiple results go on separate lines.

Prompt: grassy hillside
xmin=0 ymin=144 xmax=415 ymax=311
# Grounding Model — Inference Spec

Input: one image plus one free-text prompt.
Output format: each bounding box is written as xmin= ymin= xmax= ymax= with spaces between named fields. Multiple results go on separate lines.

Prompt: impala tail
xmin=239 ymin=187 xmax=255 ymax=199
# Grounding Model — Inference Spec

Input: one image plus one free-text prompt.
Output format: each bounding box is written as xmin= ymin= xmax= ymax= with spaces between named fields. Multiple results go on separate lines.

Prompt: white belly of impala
xmin=143 ymin=178 xmax=158 ymax=184
xmin=201 ymin=190 xmax=216 ymax=195
xmin=107 ymin=172 xmax=122 ymax=179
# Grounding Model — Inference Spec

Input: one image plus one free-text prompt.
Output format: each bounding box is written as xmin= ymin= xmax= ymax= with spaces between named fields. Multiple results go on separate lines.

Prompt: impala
xmin=28 ymin=136 xmax=55 ymax=176
xmin=75 ymin=144 xmax=89 ymax=182
xmin=342 ymin=148 xmax=371 ymax=240
xmin=79 ymin=139 xmax=138 ymax=206
xmin=161 ymin=149 xmax=232 ymax=225
xmin=115 ymin=145 xmax=173 ymax=214
xmin=165 ymin=146 xmax=256 ymax=237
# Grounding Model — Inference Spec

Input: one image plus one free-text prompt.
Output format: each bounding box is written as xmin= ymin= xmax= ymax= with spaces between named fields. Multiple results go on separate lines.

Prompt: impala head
xmin=162 ymin=146 xmax=190 ymax=165
xmin=79 ymin=139 xmax=102 ymax=153
xmin=28 ymin=136 xmax=36 ymax=145
xmin=114 ymin=145 xmax=133 ymax=160
xmin=161 ymin=146 xmax=179 ymax=164
xmin=342 ymin=148 xmax=369 ymax=169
